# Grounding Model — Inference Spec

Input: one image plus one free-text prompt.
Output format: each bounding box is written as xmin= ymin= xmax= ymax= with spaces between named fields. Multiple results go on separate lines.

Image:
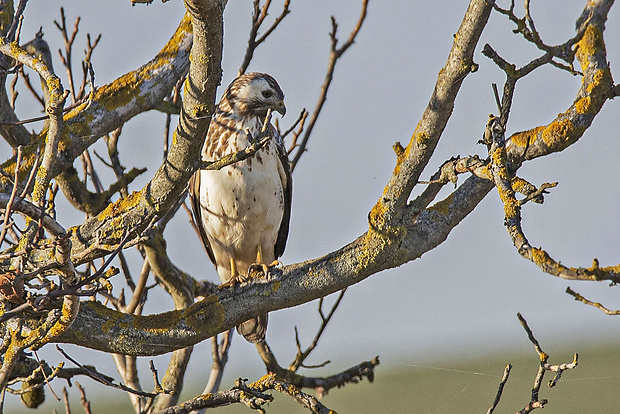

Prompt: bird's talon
xmin=248 ymin=263 xmax=270 ymax=277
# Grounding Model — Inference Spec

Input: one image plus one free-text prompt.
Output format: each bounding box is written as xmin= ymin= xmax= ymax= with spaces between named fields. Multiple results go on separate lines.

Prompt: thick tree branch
xmin=0 ymin=13 xmax=193 ymax=193
xmin=370 ymin=0 xmax=492 ymax=231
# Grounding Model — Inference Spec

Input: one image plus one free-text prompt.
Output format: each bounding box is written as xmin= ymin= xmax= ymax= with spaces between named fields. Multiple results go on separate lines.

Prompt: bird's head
xmin=222 ymin=72 xmax=286 ymax=119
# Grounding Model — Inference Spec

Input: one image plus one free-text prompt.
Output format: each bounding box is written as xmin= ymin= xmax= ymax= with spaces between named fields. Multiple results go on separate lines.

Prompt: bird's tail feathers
xmin=237 ymin=314 xmax=268 ymax=343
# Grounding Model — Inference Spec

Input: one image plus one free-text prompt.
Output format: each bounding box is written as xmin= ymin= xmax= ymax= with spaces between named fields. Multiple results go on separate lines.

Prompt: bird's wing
xmin=273 ymin=127 xmax=293 ymax=259
xmin=188 ymin=171 xmax=217 ymax=267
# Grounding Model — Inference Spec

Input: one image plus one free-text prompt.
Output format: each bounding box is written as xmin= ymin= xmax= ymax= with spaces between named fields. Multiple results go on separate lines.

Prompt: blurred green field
xmin=212 ymin=344 xmax=620 ymax=414
xmin=8 ymin=342 xmax=620 ymax=413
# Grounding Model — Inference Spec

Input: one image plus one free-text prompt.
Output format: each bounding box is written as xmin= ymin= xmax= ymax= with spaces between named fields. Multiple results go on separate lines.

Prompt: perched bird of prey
xmin=189 ymin=72 xmax=292 ymax=343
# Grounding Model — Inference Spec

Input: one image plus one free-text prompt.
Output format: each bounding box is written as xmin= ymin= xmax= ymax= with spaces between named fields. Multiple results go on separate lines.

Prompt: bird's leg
xmin=219 ymin=257 xmax=246 ymax=289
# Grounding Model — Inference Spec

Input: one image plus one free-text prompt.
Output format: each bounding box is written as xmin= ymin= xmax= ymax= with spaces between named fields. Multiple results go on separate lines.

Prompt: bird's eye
xmin=262 ymin=90 xmax=273 ymax=99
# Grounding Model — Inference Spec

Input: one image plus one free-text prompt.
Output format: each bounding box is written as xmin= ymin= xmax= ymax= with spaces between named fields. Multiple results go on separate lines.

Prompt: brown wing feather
xmin=274 ymin=129 xmax=292 ymax=259
xmin=188 ymin=171 xmax=217 ymax=267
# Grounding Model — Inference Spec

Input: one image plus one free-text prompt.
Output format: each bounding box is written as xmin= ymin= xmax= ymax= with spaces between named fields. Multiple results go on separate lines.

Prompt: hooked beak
xmin=273 ymin=100 xmax=286 ymax=117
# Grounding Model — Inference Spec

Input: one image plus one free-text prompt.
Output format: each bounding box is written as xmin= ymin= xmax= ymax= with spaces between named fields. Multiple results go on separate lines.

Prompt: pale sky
xmin=5 ymin=0 xmax=620 ymax=411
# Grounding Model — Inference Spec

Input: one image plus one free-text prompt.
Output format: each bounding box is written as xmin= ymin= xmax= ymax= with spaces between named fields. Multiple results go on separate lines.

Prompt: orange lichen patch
xmin=98 ymin=190 xmax=142 ymax=221
xmin=33 ymin=298 xmax=80 ymax=349
xmin=508 ymin=125 xmax=544 ymax=148
xmin=158 ymin=13 xmax=192 ymax=58
xmin=531 ymin=247 xmax=552 ymax=267
xmin=31 ymin=166 xmax=48 ymax=202
xmin=490 ymin=147 xmax=510 ymax=179
xmin=510 ymin=177 xmax=529 ymax=194
xmin=541 ymin=118 xmax=585 ymax=148
xmin=574 ymin=96 xmax=592 ymax=115
xmin=46 ymin=76 xmax=62 ymax=97
xmin=95 ymin=71 xmax=143 ymax=110
xmin=502 ymin=195 xmax=520 ymax=219
xmin=531 ymin=247 xmax=567 ymax=273
xmin=368 ymin=198 xmax=388 ymax=228
xmin=575 ymin=25 xmax=605 ymax=71
xmin=392 ymin=142 xmax=405 ymax=162
xmin=192 ymin=103 xmax=212 ymax=119
xmin=586 ymin=68 xmax=610 ymax=94
xmin=414 ymin=131 xmax=429 ymax=144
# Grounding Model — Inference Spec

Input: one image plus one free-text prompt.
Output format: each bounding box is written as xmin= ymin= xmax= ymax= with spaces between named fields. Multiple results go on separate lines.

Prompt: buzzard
xmin=188 ymin=73 xmax=292 ymax=343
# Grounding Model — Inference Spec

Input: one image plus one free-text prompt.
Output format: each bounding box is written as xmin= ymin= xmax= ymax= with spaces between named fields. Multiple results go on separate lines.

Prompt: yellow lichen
xmin=192 ymin=103 xmax=211 ymax=119
xmin=575 ymin=25 xmax=604 ymax=71
xmin=541 ymin=118 xmax=582 ymax=147
xmin=509 ymin=126 xmax=543 ymax=148
xmin=415 ymin=131 xmax=429 ymax=143
xmin=502 ymin=197 xmax=520 ymax=219
xmin=98 ymin=190 xmax=143 ymax=221
xmin=510 ymin=177 xmax=528 ymax=194
xmin=586 ymin=69 xmax=607 ymax=94
xmin=368 ymin=198 xmax=387 ymax=229
xmin=574 ymin=96 xmax=591 ymax=115
xmin=531 ymin=247 xmax=552 ymax=267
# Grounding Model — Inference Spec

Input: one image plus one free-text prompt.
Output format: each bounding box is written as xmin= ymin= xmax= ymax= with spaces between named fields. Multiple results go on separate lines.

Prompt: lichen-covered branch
xmin=0 ymin=13 xmax=194 ymax=193
xmin=489 ymin=113 xmax=620 ymax=283
xmin=505 ymin=0 xmax=615 ymax=164
xmin=254 ymin=339 xmax=378 ymax=398
xmin=370 ymin=0 xmax=492 ymax=231
xmin=57 ymin=2 xmax=224 ymax=266
xmin=154 ymin=377 xmax=274 ymax=414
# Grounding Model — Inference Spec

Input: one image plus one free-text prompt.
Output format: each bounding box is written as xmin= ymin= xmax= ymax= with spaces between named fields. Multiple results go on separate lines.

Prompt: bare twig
xmin=516 ymin=313 xmax=578 ymax=412
xmin=6 ymin=0 xmax=29 ymax=41
xmin=256 ymin=339 xmax=378 ymax=398
xmin=238 ymin=0 xmax=291 ymax=76
xmin=202 ymin=329 xmax=233 ymax=395
xmin=289 ymin=288 xmax=347 ymax=372
xmin=54 ymin=7 xmax=80 ymax=103
xmin=486 ymin=364 xmax=511 ymax=414
xmin=566 ymin=286 xmax=620 ymax=315
xmin=289 ymin=0 xmax=368 ymax=171
xmin=56 ymin=346 xmax=160 ymax=398
xmin=0 ymin=146 xmax=23 ymax=248
xmin=75 ymin=382 xmax=92 ymax=414
xmin=78 ymin=34 xmax=101 ymax=100
xmin=124 ymin=258 xmax=150 ymax=314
